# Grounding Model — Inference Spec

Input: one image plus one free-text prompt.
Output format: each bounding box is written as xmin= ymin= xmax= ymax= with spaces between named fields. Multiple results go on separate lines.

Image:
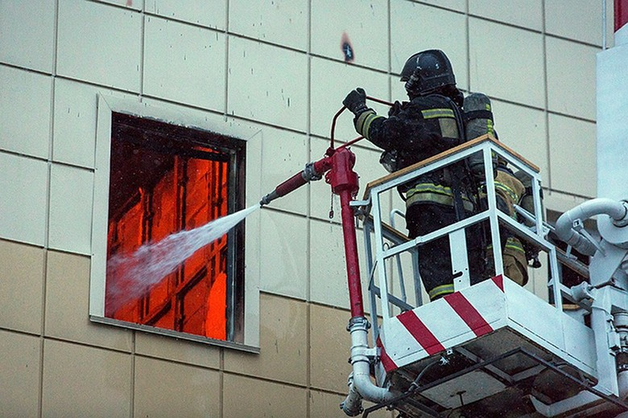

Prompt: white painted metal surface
xmin=376 ymin=276 xmax=596 ymax=379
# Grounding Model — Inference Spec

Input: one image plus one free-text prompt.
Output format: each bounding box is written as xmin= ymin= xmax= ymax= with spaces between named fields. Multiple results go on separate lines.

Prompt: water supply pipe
xmin=260 ymin=146 xmax=398 ymax=413
xmin=259 ymin=147 xmax=366 ymax=318
xmin=262 ymin=98 xmax=399 ymax=415
xmin=555 ymin=198 xmax=628 ymax=256
xmin=342 ymin=317 xmax=399 ymax=416
xmin=326 ymin=147 xmax=398 ymax=412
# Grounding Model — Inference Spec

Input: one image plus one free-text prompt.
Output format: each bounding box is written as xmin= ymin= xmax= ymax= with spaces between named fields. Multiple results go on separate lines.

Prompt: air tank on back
xmin=464 ymin=92 xmax=496 ymax=178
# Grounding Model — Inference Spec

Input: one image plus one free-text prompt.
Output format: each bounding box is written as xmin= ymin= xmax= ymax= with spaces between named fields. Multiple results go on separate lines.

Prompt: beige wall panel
xmin=310 ymin=57 xmax=390 ymax=143
xmin=310 ymin=389 xmax=346 ymax=418
xmin=548 ymin=114 xmax=597 ymax=198
xmin=0 ymin=330 xmax=40 ymax=417
xmin=57 ymin=0 xmax=141 ymax=91
xmin=53 ymin=79 xmax=100 ymax=168
xmin=390 ymin=2 xmax=467 ymax=91
xmin=0 ymin=66 xmax=51 ymax=159
xmin=469 ymin=19 xmax=544 ymax=108
xmin=414 ymin=0 xmax=466 ymax=12
xmin=246 ymin=128 xmax=264 ymax=209
xmin=145 ymin=0 xmax=225 ymax=29
xmin=42 ymin=339 xmax=131 ymax=417
xmin=0 ymin=153 xmax=48 ymax=246
xmin=144 ymin=16 xmax=226 ymax=111
xmin=258 ymin=211 xmax=308 ymax=299
xmin=45 ymin=250 xmax=133 ymax=351
xmin=135 ymin=332 xmax=220 ymax=369
xmin=230 ymin=0 xmax=307 ymax=51
xmin=223 ymin=373 xmax=307 ymax=417
xmin=98 ymin=0 xmax=143 ymax=11
xmin=543 ymin=191 xmax=590 ymax=215
xmin=0 ymin=0 xmax=55 ymax=72
xmin=546 ymin=37 xmax=598 ymax=121
xmin=311 ymin=0 xmax=389 ymax=71
xmin=491 ymin=100 xmax=549 ymax=185
xmin=545 ymin=0 xmax=604 ymax=46
xmin=259 ymin=128 xmax=309 ymax=216
xmin=224 ymin=293 xmax=307 ymax=385
xmin=309 ymin=303 xmax=352 ymax=392
xmin=48 ymin=164 xmax=94 ymax=255
xmin=53 ymin=80 xmax=134 ymax=169
xmin=309 ymin=220 xmax=371 ymax=311
xmin=134 ymin=356 xmax=220 ymax=417
xmin=605 ymin=0 xmax=616 ymax=47
xmin=470 ymin=0 xmax=543 ymax=31
xmin=310 ymin=388 xmax=394 ymax=417
xmin=228 ymin=37 xmax=308 ymax=131
xmin=0 ymin=240 xmax=44 ymax=334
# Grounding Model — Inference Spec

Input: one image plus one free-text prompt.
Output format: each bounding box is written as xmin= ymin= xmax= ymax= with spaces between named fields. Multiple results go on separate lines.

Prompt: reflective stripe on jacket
xmin=355 ymin=110 xmax=384 ymax=139
xmin=428 ymin=283 xmax=455 ymax=300
xmin=420 ymin=107 xmax=458 ymax=139
xmin=405 ymin=182 xmax=474 ymax=211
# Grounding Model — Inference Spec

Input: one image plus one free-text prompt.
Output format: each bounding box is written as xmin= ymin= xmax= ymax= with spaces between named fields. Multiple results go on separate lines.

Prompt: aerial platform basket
xmin=354 ymin=136 xmax=628 ymax=417
xmin=373 ymin=275 xmax=604 ymax=417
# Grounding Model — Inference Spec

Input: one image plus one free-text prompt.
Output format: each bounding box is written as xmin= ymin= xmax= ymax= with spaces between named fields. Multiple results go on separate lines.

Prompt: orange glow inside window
xmin=104 ymin=113 xmax=245 ymax=342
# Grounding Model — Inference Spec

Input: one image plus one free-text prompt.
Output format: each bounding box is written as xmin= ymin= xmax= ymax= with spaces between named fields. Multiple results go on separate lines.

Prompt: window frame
xmin=90 ymin=94 xmax=260 ymax=352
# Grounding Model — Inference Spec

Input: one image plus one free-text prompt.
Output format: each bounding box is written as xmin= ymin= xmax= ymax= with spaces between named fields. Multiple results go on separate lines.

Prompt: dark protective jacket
xmin=354 ymin=94 xmax=474 ymax=211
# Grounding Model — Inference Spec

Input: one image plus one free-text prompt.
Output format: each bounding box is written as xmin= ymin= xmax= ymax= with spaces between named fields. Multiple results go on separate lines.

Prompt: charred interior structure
xmin=105 ymin=113 xmax=246 ymax=342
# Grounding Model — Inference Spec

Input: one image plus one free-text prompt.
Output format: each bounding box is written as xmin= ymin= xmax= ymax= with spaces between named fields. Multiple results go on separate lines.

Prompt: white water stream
xmin=105 ymin=204 xmax=260 ymax=312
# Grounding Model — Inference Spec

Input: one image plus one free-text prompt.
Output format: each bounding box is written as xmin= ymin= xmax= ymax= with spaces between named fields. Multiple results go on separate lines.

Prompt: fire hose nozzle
xmin=260 ymin=191 xmax=279 ymax=206
xmin=259 ymin=159 xmax=332 ymax=207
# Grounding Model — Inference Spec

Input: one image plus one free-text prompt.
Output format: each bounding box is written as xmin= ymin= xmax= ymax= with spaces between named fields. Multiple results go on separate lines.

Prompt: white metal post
xmin=483 ymin=144 xmax=504 ymax=276
xmin=372 ymin=190 xmax=391 ymax=321
xmin=450 ymin=229 xmax=471 ymax=291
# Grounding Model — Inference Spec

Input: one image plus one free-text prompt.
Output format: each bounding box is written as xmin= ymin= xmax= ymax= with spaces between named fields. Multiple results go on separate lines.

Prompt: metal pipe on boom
xmin=326 ymin=148 xmax=364 ymax=318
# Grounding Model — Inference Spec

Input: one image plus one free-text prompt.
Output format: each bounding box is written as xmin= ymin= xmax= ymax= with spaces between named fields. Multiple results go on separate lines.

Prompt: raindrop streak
xmin=106 ymin=204 xmax=260 ymax=313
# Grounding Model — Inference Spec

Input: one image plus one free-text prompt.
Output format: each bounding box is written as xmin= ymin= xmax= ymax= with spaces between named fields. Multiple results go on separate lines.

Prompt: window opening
xmin=104 ymin=113 xmax=246 ymax=342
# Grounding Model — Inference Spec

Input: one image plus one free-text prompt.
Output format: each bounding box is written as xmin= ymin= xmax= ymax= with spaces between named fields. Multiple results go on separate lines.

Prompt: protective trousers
xmin=406 ymin=203 xmax=485 ymax=300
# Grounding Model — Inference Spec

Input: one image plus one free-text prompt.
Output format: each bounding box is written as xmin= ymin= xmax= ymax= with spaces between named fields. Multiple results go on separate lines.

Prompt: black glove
xmin=388 ymin=100 xmax=402 ymax=116
xmin=343 ymin=88 xmax=368 ymax=116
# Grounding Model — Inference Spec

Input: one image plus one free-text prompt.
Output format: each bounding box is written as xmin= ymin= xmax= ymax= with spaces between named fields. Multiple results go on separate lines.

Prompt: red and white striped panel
xmin=616 ymin=0 xmax=628 ymax=32
xmin=378 ymin=276 xmax=507 ymax=373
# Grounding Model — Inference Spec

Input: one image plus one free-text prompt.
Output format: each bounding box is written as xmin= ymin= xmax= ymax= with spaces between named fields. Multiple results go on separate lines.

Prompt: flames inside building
xmin=104 ymin=113 xmax=246 ymax=342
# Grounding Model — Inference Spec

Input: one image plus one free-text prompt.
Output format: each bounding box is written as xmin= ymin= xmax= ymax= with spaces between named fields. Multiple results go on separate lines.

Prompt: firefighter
xmin=342 ymin=49 xmax=485 ymax=301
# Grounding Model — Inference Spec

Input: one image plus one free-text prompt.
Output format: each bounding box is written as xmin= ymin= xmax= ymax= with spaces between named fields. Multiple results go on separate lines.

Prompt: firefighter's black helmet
xmin=400 ymin=49 xmax=456 ymax=95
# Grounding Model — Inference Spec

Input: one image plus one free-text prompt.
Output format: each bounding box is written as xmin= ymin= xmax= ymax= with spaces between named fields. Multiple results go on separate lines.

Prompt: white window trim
xmin=90 ymin=94 xmax=261 ymax=352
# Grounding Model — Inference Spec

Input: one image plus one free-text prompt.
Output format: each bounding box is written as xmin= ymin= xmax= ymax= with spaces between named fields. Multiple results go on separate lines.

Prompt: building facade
xmin=0 ymin=0 xmax=609 ymax=416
